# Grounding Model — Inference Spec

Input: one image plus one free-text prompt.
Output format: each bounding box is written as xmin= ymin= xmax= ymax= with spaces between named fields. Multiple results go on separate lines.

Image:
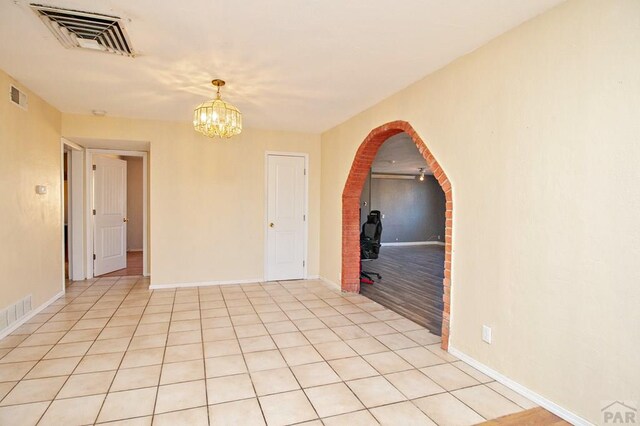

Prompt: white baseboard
xmin=0 ymin=290 xmax=65 ymax=341
xmin=306 ymin=275 xmax=320 ymax=280
xmin=149 ymin=278 xmax=263 ymax=290
xmin=448 ymin=346 xmax=590 ymax=426
xmin=319 ymin=276 xmax=341 ymax=291
xmin=127 ymin=249 xmax=143 ymax=252
xmin=381 ymin=241 xmax=445 ymax=247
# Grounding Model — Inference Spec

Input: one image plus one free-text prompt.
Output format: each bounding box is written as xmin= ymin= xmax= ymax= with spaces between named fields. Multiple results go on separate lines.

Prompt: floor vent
xmin=0 ymin=295 xmax=32 ymax=333
xmin=30 ymin=3 xmax=135 ymax=57
xmin=9 ymin=85 xmax=28 ymax=110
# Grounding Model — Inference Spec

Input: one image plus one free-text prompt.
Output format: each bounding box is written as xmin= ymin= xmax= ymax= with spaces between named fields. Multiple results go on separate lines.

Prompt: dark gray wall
xmin=360 ymin=172 xmax=372 ymax=226
xmin=360 ymin=175 xmax=445 ymax=243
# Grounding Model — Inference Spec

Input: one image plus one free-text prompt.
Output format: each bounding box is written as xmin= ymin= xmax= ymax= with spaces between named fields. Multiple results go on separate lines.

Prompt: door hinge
xmin=93 ymin=254 xmax=96 ymax=260
xmin=303 ymin=214 xmax=306 ymax=221
xmin=92 ymin=164 xmax=96 ymax=171
xmin=303 ymin=260 xmax=305 ymax=267
xmin=92 ymin=209 xmax=96 ymax=215
xmin=304 ymin=169 xmax=306 ymax=176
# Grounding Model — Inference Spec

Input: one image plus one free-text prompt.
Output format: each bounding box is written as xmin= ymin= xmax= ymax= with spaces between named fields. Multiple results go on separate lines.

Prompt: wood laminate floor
xmin=479 ymin=407 xmax=570 ymax=425
xmin=360 ymin=244 xmax=445 ymax=335
xmin=98 ymin=251 xmax=143 ymax=277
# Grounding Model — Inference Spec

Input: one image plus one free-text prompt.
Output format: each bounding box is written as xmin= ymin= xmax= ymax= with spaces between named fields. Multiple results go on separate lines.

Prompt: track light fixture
xmin=418 ymin=168 xmax=426 ymax=181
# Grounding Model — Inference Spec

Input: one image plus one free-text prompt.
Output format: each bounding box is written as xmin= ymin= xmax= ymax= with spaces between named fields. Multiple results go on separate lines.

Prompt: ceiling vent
xmin=30 ymin=4 xmax=135 ymax=57
xmin=9 ymin=85 xmax=28 ymax=110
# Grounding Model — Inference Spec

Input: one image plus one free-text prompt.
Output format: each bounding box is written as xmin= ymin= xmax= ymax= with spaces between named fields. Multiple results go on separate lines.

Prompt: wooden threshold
xmin=478 ymin=407 xmax=570 ymax=425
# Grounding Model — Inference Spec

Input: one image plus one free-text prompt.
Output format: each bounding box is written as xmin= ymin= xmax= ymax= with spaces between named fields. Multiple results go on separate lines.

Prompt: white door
xmin=266 ymin=155 xmax=306 ymax=281
xmin=94 ymin=156 xmax=127 ymax=276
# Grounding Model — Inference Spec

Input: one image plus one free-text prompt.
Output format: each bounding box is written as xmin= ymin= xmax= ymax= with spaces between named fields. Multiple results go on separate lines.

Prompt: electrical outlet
xmin=482 ymin=325 xmax=492 ymax=344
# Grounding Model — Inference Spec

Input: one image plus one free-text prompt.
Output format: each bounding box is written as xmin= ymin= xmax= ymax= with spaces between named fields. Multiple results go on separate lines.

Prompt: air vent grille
xmin=9 ymin=85 xmax=28 ymax=110
xmin=30 ymin=3 xmax=135 ymax=57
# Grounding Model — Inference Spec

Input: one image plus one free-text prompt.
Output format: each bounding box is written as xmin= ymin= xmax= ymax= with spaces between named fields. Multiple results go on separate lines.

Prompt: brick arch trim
xmin=341 ymin=120 xmax=452 ymax=349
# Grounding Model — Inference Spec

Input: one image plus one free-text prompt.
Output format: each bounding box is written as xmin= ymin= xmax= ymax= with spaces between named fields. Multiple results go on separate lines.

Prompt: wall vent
xmin=9 ymin=85 xmax=28 ymax=110
xmin=30 ymin=3 xmax=135 ymax=57
xmin=0 ymin=295 xmax=33 ymax=334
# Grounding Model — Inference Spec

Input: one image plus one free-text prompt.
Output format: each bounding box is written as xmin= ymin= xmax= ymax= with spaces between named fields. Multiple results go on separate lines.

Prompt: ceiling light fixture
xmin=418 ymin=168 xmax=426 ymax=181
xmin=193 ymin=79 xmax=242 ymax=138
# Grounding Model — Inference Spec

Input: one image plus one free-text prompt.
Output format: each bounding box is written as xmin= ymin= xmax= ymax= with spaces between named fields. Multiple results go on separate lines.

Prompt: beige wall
xmin=124 ymin=156 xmax=144 ymax=251
xmin=0 ymin=69 xmax=62 ymax=310
xmin=320 ymin=0 xmax=640 ymax=422
xmin=61 ymin=115 xmax=321 ymax=286
xmin=2 ymin=0 xmax=637 ymax=419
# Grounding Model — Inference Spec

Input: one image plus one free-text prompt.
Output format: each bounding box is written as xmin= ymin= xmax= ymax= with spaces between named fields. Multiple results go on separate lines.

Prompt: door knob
xmin=269 ymin=222 xmax=275 ymax=228
xmin=123 ymin=218 xmax=129 ymax=223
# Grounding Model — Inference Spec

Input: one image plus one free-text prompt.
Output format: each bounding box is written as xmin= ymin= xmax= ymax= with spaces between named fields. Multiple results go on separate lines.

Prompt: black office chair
xmin=360 ymin=210 xmax=382 ymax=284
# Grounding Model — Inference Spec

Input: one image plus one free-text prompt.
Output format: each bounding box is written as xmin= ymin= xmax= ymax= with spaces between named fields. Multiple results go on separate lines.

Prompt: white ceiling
xmin=0 ymin=0 xmax=563 ymax=133
xmin=372 ymin=133 xmax=429 ymax=175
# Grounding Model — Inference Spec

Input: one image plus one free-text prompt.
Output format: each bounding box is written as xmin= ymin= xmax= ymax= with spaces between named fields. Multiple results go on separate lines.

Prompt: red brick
xmin=341 ymin=121 xmax=454 ymax=350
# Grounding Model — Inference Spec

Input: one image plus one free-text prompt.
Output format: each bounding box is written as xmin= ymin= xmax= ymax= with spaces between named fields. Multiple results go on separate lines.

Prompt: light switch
xmin=482 ymin=325 xmax=492 ymax=344
xmin=35 ymin=185 xmax=47 ymax=195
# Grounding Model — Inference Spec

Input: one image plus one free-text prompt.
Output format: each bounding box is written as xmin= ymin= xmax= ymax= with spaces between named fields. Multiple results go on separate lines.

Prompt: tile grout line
xmin=92 ymin=276 xmax=156 ymax=424
xmin=267 ymin=280 xmax=369 ymax=423
xmin=0 ymin=277 xmax=531 ymax=425
xmin=264 ymin=280 xmax=325 ymax=423
xmin=0 ymin=279 xmax=105 ymax=410
xmin=280 ymin=281 xmax=368 ymax=423
xmin=274 ymin=281 xmax=445 ymax=423
xmin=0 ymin=298 xmax=71 ymax=404
xmin=196 ymin=286 xmax=211 ymax=426
xmin=146 ymin=285 xmax=176 ymax=424
xmin=225 ymin=282 xmax=269 ymax=426
xmin=32 ymin=276 xmax=140 ymax=424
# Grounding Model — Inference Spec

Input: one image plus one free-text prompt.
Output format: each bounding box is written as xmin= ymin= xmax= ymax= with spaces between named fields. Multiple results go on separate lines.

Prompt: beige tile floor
xmin=0 ymin=277 xmax=536 ymax=425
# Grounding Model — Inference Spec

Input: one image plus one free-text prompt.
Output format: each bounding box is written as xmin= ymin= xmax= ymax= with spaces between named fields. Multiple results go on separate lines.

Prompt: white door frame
xmin=86 ymin=149 xmax=149 ymax=278
xmin=61 ymin=138 xmax=85 ymax=288
xmin=264 ymin=151 xmax=309 ymax=281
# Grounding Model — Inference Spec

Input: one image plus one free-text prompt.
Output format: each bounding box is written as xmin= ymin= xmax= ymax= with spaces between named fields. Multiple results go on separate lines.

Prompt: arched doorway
xmin=341 ymin=121 xmax=453 ymax=349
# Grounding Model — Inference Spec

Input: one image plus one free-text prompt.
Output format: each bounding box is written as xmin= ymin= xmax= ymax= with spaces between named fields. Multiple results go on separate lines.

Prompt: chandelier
xmin=193 ymin=79 xmax=242 ymax=138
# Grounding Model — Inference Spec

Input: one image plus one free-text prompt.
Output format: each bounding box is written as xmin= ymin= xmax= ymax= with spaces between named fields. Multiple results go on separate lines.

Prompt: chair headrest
xmin=367 ymin=210 xmax=381 ymax=224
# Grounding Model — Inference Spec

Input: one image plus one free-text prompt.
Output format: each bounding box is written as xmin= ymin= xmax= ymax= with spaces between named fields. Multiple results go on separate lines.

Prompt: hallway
xmin=98 ymin=252 xmax=143 ymax=278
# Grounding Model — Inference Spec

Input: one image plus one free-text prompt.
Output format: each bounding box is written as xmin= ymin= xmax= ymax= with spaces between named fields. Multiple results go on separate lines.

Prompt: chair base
xmin=360 ymin=275 xmax=374 ymax=285
xmin=360 ymin=270 xmax=381 ymax=284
